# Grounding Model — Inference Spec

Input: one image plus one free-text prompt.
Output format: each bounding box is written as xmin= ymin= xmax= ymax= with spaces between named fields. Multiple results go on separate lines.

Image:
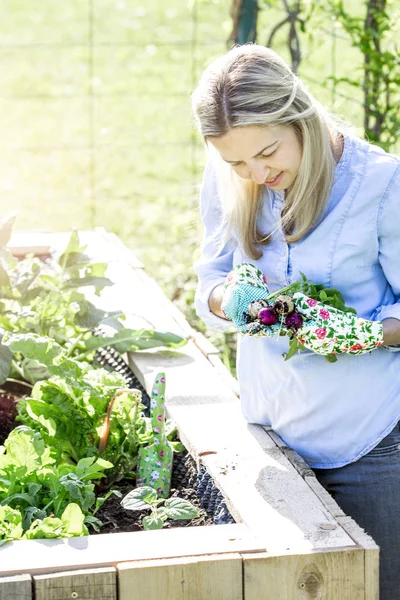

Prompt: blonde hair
xmin=191 ymin=44 xmax=341 ymax=259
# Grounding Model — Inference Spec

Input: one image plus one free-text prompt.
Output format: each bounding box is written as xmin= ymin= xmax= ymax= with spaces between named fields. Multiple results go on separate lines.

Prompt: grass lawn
xmin=1 ymin=0 xmax=398 ymax=368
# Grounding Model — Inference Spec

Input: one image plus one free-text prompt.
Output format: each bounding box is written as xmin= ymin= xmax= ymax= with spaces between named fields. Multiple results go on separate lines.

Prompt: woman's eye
xmin=261 ymin=149 xmax=277 ymax=158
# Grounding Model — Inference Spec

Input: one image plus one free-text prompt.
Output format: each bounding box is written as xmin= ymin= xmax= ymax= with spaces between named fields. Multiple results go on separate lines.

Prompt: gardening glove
xmin=221 ymin=263 xmax=282 ymax=336
xmin=293 ymin=292 xmax=384 ymax=356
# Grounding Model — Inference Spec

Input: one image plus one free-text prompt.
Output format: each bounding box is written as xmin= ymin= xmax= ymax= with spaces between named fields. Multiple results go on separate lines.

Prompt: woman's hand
xmin=208 ymin=284 xmax=226 ymax=319
xmin=293 ymin=293 xmax=384 ymax=355
xmin=382 ymin=318 xmax=400 ymax=347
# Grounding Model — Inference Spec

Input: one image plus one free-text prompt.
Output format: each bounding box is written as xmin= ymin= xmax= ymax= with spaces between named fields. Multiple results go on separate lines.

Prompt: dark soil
xmin=94 ymin=458 xmax=214 ymax=535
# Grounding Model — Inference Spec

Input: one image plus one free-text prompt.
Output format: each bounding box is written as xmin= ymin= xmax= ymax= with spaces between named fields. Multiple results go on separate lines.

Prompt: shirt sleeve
xmin=374 ymin=162 xmax=400 ymax=350
xmin=193 ymin=158 xmax=237 ymax=332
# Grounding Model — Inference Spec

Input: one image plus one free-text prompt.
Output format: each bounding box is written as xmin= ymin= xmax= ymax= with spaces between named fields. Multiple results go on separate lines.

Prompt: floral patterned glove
xmin=221 ymin=263 xmax=282 ymax=335
xmin=293 ymin=292 xmax=384 ymax=355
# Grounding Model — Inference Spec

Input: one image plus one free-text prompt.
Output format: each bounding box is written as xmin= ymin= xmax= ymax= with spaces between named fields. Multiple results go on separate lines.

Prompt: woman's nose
xmin=249 ymin=163 xmax=271 ymax=184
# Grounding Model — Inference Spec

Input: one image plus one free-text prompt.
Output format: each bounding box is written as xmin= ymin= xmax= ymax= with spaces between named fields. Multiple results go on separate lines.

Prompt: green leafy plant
xmin=0 ymin=426 xmax=117 ymax=543
xmin=3 ymin=334 xmax=153 ymax=477
xmin=261 ymin=272 xmax=356 ymax=316
xmin=0 ymin=502 xmax=91 ymax=545
xmin=121 ymin=486 xmax=200 ymax=530
xmin=0 ymin=221 xmax=187 ymax=387
xmin=0 ymin=337 xmax=186 ymax=542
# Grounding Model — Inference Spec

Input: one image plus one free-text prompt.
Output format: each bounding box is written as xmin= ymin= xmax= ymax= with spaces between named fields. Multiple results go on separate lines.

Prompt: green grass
xmin=1 ymin=0 xmax=398 ymax=372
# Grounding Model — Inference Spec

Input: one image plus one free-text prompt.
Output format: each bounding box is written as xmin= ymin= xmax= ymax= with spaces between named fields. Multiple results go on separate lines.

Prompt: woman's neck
xmin=332 ymin=132 xmax=344 ymax=164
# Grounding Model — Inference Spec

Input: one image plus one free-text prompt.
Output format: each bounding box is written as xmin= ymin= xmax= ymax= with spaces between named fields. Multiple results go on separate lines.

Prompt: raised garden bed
xmin=0 ymin=229 xmax=378 ymax=600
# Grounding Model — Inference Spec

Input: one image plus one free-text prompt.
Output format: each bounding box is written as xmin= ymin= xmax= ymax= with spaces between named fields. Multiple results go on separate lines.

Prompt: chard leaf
xmin=75 ymin=457 xmax=113 ymax=480
xmin=163 ymin=497 xmax=200 ymax=520
xmin=74 ymin=300 xmax=110 ymax=329
xmin=4 ymin=334 xmax=62 ymax=365
xmin=1 ymin=429 xmax=44 ymax=471
xmin=83 ymin=329 xmax=187 ymax=354
xmin=22 ymin=358 xmax=51 ymax=385
xmin=62 ymin=276 xmax=113 ymax=290
xmin=25 ymin=401 xmax=56 ymax=437
xmin=121 ymin=486 xmax=158 ymax=511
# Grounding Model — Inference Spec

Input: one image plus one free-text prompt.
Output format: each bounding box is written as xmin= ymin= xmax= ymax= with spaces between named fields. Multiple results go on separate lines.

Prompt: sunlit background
xmin=2 ymin=0 xmax=399 ymax=371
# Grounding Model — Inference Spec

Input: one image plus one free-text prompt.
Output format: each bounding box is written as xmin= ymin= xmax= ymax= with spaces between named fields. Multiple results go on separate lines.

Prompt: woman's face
xmin=208 ymin=125 xmax=302 ymax=190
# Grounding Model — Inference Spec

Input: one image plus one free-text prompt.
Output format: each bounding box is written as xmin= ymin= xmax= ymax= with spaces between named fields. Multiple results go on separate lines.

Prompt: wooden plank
xmin=93 ymin=228 xmax=144 ymax=269
xmin=118 ymin=554 xmax=243 ymax=600
xmin=0 ymin=524 xmax=263 ymax=576
xmin=243 ymin=550 xmax=365 ymax=600
xmin=7 ymin=231 xmax=52 ymax=257
xmin=207 ymin=354 xmax=240 ymax=397
xmin=334 ymin=516 xmax=379 ymax=600
xmin=0 ymin=574 xmax=32 ymax=600
xmin=34 ymin=568 xmax=116 ymax=600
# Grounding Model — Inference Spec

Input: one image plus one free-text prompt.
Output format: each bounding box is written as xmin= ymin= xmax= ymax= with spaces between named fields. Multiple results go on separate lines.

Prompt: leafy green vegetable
xmin=0 ymin=229 xmax=187 ymax=385
xmin=0 ymin=427 xmax=114 ymax=542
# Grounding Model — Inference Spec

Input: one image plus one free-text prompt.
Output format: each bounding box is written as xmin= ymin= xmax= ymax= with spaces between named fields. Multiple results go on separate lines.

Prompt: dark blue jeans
xmin=313 ymin=421 xmax=400 ymax=600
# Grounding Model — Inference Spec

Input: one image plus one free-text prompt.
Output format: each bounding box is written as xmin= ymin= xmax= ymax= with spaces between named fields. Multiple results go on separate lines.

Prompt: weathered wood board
xmin=0 ymin=575 xmax=31 ymax=600
xmin=34 ymin=568 xmax=116 ymax=600
xmin=118 ymin=554 xmax=243 ymax=600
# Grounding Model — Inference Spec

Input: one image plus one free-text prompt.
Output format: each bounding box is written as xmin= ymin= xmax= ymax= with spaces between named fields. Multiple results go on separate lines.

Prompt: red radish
xmin=258 ymin=307 xmax=279 ymax=326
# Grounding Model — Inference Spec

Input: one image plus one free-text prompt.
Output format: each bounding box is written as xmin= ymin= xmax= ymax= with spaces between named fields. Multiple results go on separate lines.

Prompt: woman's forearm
xmin=382 ymin=318 xmax=400 ymax=346
xmin=208 ymin=284 xmax=227 ymax=319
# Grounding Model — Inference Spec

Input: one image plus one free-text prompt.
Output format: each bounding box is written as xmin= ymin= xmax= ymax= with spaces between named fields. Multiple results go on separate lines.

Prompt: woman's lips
xmin=265 ymin=171 xmax=284 ymax=187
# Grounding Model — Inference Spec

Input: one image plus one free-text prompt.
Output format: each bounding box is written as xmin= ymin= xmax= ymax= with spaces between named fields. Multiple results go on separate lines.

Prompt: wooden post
xmin=243 ymin=550 xmax=366 ymax=600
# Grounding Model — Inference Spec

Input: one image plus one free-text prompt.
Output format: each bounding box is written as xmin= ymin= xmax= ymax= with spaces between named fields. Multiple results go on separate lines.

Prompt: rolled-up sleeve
xmin=193 ymin=159 xmax=237 ymax=332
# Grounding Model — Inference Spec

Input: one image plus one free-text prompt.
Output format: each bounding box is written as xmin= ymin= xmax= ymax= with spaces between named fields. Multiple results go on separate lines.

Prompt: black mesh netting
xmin=94 ymin=346 xmax=235 ymax=525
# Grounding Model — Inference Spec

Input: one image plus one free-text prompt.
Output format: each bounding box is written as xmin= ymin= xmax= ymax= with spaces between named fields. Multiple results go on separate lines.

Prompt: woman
xmin=192 ymin=44 xmax=400 ymax=599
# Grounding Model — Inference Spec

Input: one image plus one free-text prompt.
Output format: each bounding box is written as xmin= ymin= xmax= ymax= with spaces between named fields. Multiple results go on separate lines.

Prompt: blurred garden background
xmin=2 ymin=0 xmax=399 ymax=373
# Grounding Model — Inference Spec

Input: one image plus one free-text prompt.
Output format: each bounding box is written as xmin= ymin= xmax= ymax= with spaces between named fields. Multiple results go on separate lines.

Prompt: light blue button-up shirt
xmin=194 ymin=135 xmax=400 ymax=468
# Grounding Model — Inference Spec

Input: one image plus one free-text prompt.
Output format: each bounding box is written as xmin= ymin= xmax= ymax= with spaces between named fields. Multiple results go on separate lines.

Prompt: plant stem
xmin=11 ymin=359 xmax=25 ymax=381
xmin=66 ymin=332 xmax=85 ymax=358
xmin=263 ymin=282 xmax=299 ymax=303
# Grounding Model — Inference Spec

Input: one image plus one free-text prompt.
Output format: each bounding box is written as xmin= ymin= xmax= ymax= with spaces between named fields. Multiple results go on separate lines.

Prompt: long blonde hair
xmin=191 ymin=44 xmax=341 ymax=259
